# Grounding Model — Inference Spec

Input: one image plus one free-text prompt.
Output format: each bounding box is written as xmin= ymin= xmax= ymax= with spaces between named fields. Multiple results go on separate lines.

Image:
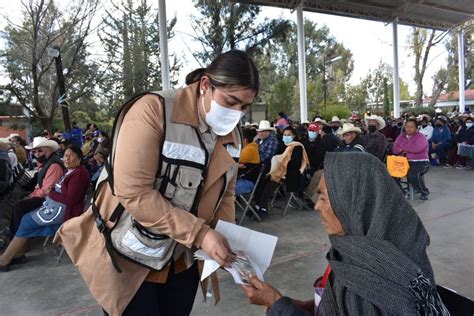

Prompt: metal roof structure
xmin=236 ymin=0 xmax=473 ymax=30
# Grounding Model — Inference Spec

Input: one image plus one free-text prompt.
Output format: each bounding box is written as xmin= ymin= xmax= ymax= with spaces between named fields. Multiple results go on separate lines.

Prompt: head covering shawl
xmin=320 ymin=152 xmax=449 ymax=315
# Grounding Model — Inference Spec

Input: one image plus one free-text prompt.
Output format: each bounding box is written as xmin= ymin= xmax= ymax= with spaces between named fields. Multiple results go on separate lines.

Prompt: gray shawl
xmin=320 ymin=152 xmax=449 ymax=316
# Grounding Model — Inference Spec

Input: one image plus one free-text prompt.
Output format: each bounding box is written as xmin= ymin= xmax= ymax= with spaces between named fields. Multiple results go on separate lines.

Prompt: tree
xmin=259 ymin=20 xmax=353 ymax=119
xmin=1 ymin=0 xmax=101 ymax=130
xmin=346 ymin=61 xmax=411 ymax=114
xmin=99 ymin=0 xmax=181 ymax=115
xmin=408 ymin=27 xmax=446 ymax=107
xmin=190 ymin=0 xmax=291 ymax=65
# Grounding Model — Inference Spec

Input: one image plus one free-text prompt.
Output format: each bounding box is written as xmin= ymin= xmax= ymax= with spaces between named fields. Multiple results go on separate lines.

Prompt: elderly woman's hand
xmin=242 ymin=275 xmax=283 ymax=311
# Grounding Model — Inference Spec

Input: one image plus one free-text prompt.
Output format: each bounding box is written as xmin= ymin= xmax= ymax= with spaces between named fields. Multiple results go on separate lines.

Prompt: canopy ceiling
xmin=236 ymin=0 xmax=473 ymax=30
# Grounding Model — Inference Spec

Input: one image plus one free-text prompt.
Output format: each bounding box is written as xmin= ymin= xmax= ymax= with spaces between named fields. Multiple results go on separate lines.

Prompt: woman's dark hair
xmin=322 ymin=125 xmax=333 ymax=134
xmin=242 ymin=128 xmax=257 ymax=143
xmin=65 ymin=144 xmax=84 ymax=161
xmin=185 ymin=50 xmax=260 ymax=95
xmin=282 ymin=126 xmax=298 ymax=140
xmin=295 ymin=125 xmax=307 ymax=140
xmin=405 ymin=118 xmax=418 ymax=128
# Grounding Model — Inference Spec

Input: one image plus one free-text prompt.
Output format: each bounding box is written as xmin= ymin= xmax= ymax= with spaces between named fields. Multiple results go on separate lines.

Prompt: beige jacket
xmin=55 ymin=83 xmax=239 ymax=315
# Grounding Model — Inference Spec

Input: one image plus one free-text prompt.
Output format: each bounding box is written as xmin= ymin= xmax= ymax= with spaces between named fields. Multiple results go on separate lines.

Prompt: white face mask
xmin=97 ymin=137 xmax=103 ymax=143
xmin=466 ymin=122 xmax=473 ymax=129
xmin=202 ymin=97 xmax=242 ymax=136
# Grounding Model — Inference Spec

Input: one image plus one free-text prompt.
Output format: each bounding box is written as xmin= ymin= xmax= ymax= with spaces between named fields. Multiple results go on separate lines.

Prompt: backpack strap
xmin=90 ymin=92 xmax=164 ymax=274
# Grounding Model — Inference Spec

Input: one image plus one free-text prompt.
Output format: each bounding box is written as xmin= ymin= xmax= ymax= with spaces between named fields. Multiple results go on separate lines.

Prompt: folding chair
xmin=237 ymin=164 xmax=266 ymax=225
xmin=282 ymin=192 xmax=307 ymax=216
xmin=43 ymin=234 xmax=66 ymax=266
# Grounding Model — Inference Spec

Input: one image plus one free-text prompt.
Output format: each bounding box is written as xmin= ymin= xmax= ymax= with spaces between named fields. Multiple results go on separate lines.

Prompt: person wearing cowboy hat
xmin=7 ymin=137 xmax=65 ymax=239
xmin=363 ymin=115 xmax=388 ymax=161
xmin=313 ymin=117 xmax=328 ymax=128
xmin=256 ymin=120 xmax=279 ymax=170
xmin=335 ymin=123 xmax=366 ymax=153
xmin=330 ymin=116 xmax=342 ymax=135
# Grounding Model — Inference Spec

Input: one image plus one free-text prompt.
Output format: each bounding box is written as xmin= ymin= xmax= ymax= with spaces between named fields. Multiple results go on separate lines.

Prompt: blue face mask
xmin=282 ymin=135 xmax=294 ymax=145
xmin=308 ymin=131 xmax=318 ymax=140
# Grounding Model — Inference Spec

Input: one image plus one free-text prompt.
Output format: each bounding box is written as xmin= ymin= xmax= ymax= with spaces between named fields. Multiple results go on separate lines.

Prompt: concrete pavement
xmin=0 ymin=166 xmax=472 ymax=315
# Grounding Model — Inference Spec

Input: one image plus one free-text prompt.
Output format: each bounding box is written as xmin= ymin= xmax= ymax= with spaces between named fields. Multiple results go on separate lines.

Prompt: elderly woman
xmin=243 ymin=152 xmax=449 ymax=315
xmin=0 ymin=145 xmax=90 ymax=271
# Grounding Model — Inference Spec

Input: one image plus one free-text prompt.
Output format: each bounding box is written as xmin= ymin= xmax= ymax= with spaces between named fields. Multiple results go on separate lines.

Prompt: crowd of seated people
xmin=0 ymin=122 xmax=110 ymax=269
xmin=237 ymin=109 xmax=473 ymax=216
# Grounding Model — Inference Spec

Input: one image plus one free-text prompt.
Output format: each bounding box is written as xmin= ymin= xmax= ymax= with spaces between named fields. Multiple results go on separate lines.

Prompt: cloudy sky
xmin=0 ymin=0 xmax=453 ymax=96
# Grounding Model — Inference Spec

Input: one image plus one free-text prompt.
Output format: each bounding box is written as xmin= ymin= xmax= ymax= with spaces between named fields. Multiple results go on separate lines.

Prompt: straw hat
xmin=366 ymin=115 xmax=386 ymax=130
xmin=314 ymin=118 xmax=328 ymax=125
xmin=340 ymin=123 xmax=362 ymax=135
xmin=257 ymin=120 xmax=276 ymax=132
xmin=331 ymin=116 xmax=341 ymax=123
xmin=25 ymin=136 xmax=59 ymax=151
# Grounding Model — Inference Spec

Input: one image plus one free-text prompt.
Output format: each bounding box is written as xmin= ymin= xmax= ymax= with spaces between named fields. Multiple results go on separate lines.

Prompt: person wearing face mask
xmin=446 ymin=117 xmax=474 ymax=169
xmin=418 ymin=117 xmax=434 ymax=141
xmin=329 ymin=116 xmax=342 ymax=135
xmin=335 ymin=124 xmax=366 ymax=153
xmin=391 ymin=119 xmax=404 ymax=141
xmin=363 ymin=115 xmax=388 ymax=161
xmin=304 ymin=123 xmax=324 ymax=173
xmin=3 ymin=137 xmax=64 ymax=247
xmin=55 ymin=50 xmax=259 ymax=316
xmin=430 ymin=118 xmax=452 ymax=165
xmin=0 ymin=145 xmax=89 ymax=272
xmin=253 ymin=127 xmax=309 ymax=218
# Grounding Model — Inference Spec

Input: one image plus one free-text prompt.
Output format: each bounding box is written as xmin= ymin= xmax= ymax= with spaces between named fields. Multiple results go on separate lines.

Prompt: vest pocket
xmin=173 ymin=166 xmax=203 ymax=211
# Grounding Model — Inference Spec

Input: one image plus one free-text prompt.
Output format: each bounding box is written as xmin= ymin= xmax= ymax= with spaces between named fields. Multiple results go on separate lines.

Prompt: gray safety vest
xmin=93 ymin=91 xmax=241 ymax=272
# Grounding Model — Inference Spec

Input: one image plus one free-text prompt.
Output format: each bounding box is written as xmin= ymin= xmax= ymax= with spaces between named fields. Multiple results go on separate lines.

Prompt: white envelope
xmin=195 ymin=220 xmax=278 ymax=285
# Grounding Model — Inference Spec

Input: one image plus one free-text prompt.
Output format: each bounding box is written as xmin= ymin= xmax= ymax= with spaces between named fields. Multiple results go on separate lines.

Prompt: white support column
xmin=392 ymin=18 xmax=400 ymax=118
xmin=158 ymin=0 xmax=170 ymax=90
xmin=296 ymin=4 xmax=308 ymax=122
xmin=458 ymin=29 xmax=465 ymax=113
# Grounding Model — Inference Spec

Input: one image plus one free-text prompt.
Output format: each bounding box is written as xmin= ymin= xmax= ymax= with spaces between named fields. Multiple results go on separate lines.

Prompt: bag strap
xmin=91 ymin=201 xmax=123 ymax=273
xmin=90 ymin=92 xmax=163 ymax=274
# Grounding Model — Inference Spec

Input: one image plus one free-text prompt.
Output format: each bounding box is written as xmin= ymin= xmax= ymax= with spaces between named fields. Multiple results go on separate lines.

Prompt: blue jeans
xmin=235 ymin=179 xmax=254 ymax=195
xmin=431 ymin=142 xmax=451 ymax=163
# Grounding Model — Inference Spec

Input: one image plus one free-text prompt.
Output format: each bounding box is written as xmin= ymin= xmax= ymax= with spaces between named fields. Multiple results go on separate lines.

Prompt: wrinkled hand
xmin=200 ymin=229 xmax=235 ymax=267
xmin=242 ymin=275 xmax=283 ymax=311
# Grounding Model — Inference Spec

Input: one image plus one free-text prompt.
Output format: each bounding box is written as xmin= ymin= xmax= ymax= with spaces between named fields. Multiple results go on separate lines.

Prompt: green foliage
xmin=1 ymin=0 xmax=101 ymax=130
xmin=191 ymin=0 xmax=291 ymax=65
xmin=266 ymin=78 xmax=296 ymax=120
xmin=346 ymin=61 xmax=411 ymax=113
xmin=99 ymin=0 xmax=181 ymax=115
xmin=319 ymin=104 xmax=352 ymax=122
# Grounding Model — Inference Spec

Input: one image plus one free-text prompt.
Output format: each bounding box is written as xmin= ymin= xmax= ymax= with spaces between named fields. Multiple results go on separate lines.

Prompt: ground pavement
xmin=0 ymin=166 xmax=472 ymax=316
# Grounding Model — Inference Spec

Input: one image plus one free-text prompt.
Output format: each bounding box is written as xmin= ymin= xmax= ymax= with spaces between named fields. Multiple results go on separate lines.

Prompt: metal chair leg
xmin=239 ymin=203 xmax=261 ymax=225
xmin=409 ymin=184 xmax=415 ymax=201
xmin=55 ymin=246 xmax=65 ymax=266
xmin=282 ymin=193 xmax=295 ymax=216
xmin=43 ymin=235 xmax=51 ymax=247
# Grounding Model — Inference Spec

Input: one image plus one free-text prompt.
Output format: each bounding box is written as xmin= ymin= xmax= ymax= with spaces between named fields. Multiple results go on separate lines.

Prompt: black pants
xmin=9 ymin=196 xmax=44 ymax=238
xmin=105 ymin=262 xmax=200 ymax=316
xmin=407 ymin=161 xmax=430 ymax=196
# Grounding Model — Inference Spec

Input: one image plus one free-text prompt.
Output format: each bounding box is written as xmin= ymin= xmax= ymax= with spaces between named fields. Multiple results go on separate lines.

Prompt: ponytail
xmin=185 ymin=68 xmax=206 ymax=85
